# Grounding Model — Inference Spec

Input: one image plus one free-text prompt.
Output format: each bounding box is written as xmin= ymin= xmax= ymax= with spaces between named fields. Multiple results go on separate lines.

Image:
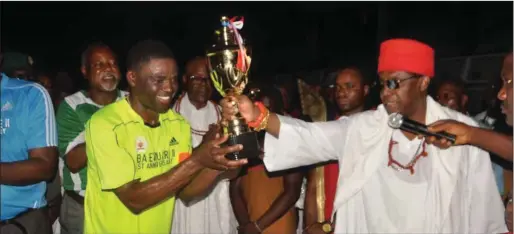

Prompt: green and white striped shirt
xmin=57 ymin=90 xmax=127 ymax=195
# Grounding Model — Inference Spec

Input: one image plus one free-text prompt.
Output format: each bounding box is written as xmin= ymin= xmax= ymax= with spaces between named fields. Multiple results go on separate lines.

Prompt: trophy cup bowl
xmin=206 ymin=16 xmax=260 ymax=160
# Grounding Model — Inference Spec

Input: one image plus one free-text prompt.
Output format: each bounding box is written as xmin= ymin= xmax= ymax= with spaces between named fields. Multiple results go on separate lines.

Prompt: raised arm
xmin=1 ymin=86 xmax=58 ymax=185
xmin=427 ymin=119 xmax=512 ymax=161
xmin=220 ymin=95 xmax=348 ymax=171
xmin=220 ymin=95 xmax=280 ymax=138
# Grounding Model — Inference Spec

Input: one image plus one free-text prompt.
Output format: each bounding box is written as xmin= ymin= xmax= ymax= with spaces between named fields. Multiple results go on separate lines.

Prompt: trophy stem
xmin=221 ymin=110 xmax=260 ymax=160
xmin=226 ymin=115 xmax=250 ymax=137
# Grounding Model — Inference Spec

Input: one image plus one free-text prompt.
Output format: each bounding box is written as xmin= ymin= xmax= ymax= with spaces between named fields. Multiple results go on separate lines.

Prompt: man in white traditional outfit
xmin=172 ymin=57 xmax=236 ymax=234
xmin=220 ymin=38 xmax=507 ymax=233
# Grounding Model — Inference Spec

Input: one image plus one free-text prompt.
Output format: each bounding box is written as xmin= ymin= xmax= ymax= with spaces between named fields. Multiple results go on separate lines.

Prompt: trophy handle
xmin=210 ymin=70 xmax=226 ymax=97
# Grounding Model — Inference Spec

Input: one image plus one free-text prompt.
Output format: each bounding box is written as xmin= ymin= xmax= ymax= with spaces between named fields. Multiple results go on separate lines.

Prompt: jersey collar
xmin=1 ymin=73 xmax=9 ymax=91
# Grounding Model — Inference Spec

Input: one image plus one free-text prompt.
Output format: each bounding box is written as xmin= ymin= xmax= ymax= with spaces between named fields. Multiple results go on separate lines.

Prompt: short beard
xmin=100 ymin=82 xmax=118 ymax=92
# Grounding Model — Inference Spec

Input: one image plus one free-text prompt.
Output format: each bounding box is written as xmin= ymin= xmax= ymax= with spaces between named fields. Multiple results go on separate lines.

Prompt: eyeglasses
xmin=376 ymin=75 xmax=421 ymax=90
xmin=188 ymin=75 xmax=210 ymax=83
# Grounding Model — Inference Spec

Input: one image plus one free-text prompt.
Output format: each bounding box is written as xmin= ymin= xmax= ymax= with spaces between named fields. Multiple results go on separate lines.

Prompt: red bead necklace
xmin=387 ymin=138 xmax=428 ymax=175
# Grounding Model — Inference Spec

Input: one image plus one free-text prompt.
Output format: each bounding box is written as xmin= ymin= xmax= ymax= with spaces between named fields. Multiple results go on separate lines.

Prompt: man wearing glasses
xmin=172 ymin=57 xmax=236 ymax=234
xmin=220 ymin=38 xmax=507 ymax=233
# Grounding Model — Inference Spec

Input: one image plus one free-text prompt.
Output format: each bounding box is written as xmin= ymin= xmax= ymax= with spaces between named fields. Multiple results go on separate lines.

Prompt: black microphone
xmin=388 ymin=113 xmax=456 ymax=144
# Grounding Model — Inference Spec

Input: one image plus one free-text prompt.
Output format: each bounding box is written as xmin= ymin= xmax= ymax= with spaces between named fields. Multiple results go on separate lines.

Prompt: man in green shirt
xmin=84 ymin=40 xmax=246 ymax=234
xmin=56 ymin=42 xmax=126 ymax=234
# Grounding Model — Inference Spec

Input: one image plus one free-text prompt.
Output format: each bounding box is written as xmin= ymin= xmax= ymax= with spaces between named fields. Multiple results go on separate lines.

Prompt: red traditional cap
xmin=378 ymin=38 xmax=435 ymax=77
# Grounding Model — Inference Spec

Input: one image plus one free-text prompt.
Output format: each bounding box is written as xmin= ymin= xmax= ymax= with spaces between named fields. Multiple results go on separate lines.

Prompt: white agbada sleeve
xmin=263 ymin=114 xmax=350 ymax=172
xmin=467 ymin=146 xmax=508 ymax=233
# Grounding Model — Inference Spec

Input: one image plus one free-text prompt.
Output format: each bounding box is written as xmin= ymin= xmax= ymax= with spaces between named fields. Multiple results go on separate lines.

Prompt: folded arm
xmin=1 ymin=147 xmax=58 ymax=185
xmin=1 ymin=87 xmax=58 ymax=185
xmin=65 ymin=143 xmax=87 ymax=173
xmin=57 ymin=101 xmax=88 ymax=173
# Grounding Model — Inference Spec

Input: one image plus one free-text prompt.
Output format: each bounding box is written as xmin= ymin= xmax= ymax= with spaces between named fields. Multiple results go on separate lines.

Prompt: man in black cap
xmin=0 ymin=52 xmax=35 ymax=81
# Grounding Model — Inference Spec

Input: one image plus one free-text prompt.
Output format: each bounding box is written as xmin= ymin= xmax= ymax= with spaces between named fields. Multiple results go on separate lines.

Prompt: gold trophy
xmin=206 ymin=16 xmax=260 ymax=160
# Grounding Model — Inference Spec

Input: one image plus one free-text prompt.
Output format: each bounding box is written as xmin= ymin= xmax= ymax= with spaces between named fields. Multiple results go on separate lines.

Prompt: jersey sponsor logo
xmin=169 ymin=137 xmax=179 ymax=146
xmin=136 ymin=136 xmax=148 ymax=153
xmin=178 ymin=152 xmax=190 ymax=163
xmin=1 ymin=102 xmax=13 ymax=112
xmin=137 ymin=149 xmax=175 ymax=170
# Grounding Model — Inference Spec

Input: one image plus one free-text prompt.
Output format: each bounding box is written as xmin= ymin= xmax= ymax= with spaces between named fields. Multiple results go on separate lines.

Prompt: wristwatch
xmin=321 ymin=221 xmax=332 ymax=233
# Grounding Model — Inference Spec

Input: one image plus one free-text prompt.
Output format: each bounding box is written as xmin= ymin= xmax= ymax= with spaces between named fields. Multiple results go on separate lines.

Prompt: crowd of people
xmin=0 ymin=37 xmax=512 ymax=234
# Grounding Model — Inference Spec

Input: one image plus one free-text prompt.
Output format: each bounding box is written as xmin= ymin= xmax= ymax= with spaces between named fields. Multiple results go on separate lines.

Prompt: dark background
xmin=2 ymin=1 xmax=512 ymax=82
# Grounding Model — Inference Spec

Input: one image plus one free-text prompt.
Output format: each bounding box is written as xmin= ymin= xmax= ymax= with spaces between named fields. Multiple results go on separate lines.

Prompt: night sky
xmin=1 ymin=1 xmax=512 ymax=85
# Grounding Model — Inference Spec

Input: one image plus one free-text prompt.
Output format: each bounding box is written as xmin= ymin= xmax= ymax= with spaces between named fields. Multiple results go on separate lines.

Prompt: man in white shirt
xmin=220 ymin=38 xmax=507 ymax=233
xmin=172 ymin=57 xmax=236 ymax=234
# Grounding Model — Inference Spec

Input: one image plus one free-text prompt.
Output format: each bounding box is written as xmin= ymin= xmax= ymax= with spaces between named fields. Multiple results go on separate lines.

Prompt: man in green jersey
xmin=84 ymin=40 xmax=247 ymax=234
xmin=56 ymin=42 xmax=126 ymax=234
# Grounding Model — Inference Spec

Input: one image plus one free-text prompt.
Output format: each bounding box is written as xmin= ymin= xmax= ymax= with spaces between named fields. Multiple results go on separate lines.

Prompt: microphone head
xmin=388 ymin=112 xmax=404 ymax=129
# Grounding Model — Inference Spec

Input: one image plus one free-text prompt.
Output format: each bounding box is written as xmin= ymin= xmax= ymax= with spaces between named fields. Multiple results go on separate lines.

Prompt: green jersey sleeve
xmin=56 ymin=100 xmax=85 ymax=158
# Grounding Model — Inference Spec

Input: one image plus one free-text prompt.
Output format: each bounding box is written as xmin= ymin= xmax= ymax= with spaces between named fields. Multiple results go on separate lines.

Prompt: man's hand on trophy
xmin=192 ymin=133 xmax=247 ymax=171
xmin=220 ymin=95 xmax=260 ymax=123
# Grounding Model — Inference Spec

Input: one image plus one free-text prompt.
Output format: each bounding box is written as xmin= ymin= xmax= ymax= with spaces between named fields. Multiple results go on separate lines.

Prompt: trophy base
xmin=223 ymin=131 xmax=260 ymax=160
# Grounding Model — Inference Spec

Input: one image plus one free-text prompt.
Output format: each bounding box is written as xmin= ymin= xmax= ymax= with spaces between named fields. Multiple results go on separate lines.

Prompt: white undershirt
xmin=171 ymin=94 xmax=234 ymax=234
xmin=362 ymin=130 xmax=432 ymax=233
xmin=175 ymin=93 xmax=220 ymax=148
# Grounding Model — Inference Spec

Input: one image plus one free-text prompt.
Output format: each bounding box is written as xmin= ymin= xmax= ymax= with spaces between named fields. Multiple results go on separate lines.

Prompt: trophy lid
xmin=210 ymin=16 xmax=245 ymax=50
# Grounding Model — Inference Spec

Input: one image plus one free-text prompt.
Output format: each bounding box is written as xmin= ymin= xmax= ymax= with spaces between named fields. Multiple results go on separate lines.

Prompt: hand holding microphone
xmin=388 ymin=113 xmax=462 ymax=149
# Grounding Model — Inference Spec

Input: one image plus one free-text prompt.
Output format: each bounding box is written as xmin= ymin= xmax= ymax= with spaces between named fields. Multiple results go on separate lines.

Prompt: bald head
xmin=183 ymin=57 xmax=213 ymax=108
xmin=334 ymin=67 xmax=369 ymax=116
